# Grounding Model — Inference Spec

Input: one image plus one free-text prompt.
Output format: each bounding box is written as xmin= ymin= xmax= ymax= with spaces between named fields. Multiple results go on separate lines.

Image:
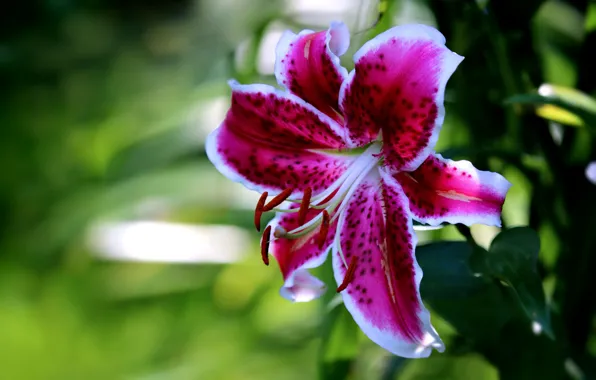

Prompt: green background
xmin=1 ymin=0 xmax=596 ymax=378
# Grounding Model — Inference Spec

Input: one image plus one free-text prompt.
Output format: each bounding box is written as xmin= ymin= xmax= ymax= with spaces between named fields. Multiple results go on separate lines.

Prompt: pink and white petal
xmin=332 ymin=173 xmax=444 ymax=358
xmin=275 ymin=22 xmax=350 ymax=120
xmin=223 ymin=80 xmax=348 ymax=149
xmin=339 ymin=24 xmax=464 ymax=168
xmin=269 ymin=205 xmax=338 ymax=302
xmin=206 ymin=125 xmax=352 ymax=196
xmin=395 ymin=153 xmax=512 ymax=227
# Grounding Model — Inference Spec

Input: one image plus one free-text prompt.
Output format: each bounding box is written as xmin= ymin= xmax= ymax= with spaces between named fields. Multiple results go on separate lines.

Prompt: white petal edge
xmin=279 ymin=269 xmax=328 ymax=303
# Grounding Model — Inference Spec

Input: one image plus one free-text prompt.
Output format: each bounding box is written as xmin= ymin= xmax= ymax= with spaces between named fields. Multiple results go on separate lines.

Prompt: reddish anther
xmin=336 ymin=256 xmax=358 ymax=293
xmin=261 ymin=225 xmax=272 ymax=266
xmin=263 ymin=188 xmax=294 ymax=211
xmin=316 ymin=188 xmax=339 ymax=206
xmin=317 ymin=210 xmax=330 ymax=249
xmin=297 ymin=187 xmax=312 ymax=225
xmin=254 ymin=191 xmax=268 ymax=232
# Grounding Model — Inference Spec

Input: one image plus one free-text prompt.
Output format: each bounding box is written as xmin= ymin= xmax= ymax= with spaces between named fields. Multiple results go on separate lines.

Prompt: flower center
xmin=256 ymin=143 xmax=382 ymax=268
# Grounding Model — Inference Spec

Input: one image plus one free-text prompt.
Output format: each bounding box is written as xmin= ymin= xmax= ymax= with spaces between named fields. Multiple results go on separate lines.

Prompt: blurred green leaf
xmin=417 ymin=242 xmax=487 ymax=299
xmin=506 ymin=87 xmax=596 ymax=130
xmin=398 ymin=353 xmax=498 ymax=380
xmin=486 ymin=227 xmax=553 ymax=338
xmin=319 ymin=306 xmax=359 ymax=380
xmin=318 ymin=255 xmax=358 ymax=380
xmin=417 ymin=242 xmax=514 ymax=343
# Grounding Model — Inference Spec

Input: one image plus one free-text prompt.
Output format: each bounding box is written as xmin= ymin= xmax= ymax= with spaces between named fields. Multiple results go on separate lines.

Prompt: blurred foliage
xmin=1 ymin=0 xmax=596 ymax=379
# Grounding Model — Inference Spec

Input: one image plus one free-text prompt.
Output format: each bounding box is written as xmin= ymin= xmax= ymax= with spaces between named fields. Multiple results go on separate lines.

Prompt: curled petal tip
xmin=280 ymin=270 xmax=327 ymax=303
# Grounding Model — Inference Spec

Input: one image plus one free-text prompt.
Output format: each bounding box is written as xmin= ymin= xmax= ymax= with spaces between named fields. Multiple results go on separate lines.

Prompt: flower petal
xmin=269 ymin=205 xmax=338 ymax=302
xmin=206 ymin=125 xmax=352 ymax=195
xmin=332 ymin=172 xmax=444 ymax=358
xmin=223 ymin=80 xmax=348 ymax=149
xmin=275 ymin=22 xmax=350 ymax=120
xmin=339 ymin=24 xmax=463 ymax=169
xmin=395 ymin=153 xmax=512 ymax=227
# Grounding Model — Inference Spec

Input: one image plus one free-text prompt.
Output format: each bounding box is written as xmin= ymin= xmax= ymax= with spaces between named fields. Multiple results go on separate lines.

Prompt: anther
xmin=261 ymin=225 xmax=272 ymax=266
xmin=254 ymin=191 xmax=268 ymax=232
xmin=263 ymin=188 xmax=294 ymax=211
xmin=316 ymin=189 xmax=339 ymax=206
xmin=297 ymin=187 xmax=312 ymax=225
xmin=336 ymin=256 xmax=357 ymax=293
xmin=317 ymin=210 xmax=330 ymax=249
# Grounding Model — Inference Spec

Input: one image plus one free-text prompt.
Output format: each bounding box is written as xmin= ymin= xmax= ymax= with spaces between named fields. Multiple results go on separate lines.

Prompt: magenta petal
xmin=396 ymin=153 xmax=512 ymax=227
xmin=269 ymin=205 xmax=338 ymax=302
xmin=223 ymin=80 xmax=347 ymax=149
xmin=340 ymin=24 xmax=463 ymax=169
xmin=275 ymin=22 xmax=350 ymax=120
xmin=333 ymin=173 xmax=444 ymax=358
xmin=206 ymin=125 xmax=352 ymax=195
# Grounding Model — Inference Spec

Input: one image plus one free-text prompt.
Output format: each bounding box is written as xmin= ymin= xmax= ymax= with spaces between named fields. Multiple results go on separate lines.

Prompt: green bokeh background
xmin=1 ymin=0 xmax=595 ymax=379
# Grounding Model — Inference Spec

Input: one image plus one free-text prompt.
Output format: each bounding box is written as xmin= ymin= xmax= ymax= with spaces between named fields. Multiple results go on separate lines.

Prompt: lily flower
xmin=207 ymin=22 xmax=511 ymax=358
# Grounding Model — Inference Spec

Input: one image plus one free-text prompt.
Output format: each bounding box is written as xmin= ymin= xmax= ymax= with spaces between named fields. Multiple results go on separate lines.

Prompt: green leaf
xmin=487 ymin=227 xmax=553 ymax=338
xmin=417 ymin=242 xmax=514 ymax=343
xmin=417 ymin=242 xmax=488 ymax=299
xmin=506 ymin=88 xmax=596 ymax=131
xmin=317 ymin=256 xmax=358 ymax=380
xmin=318 ymin=306 xmax=359 ymax=380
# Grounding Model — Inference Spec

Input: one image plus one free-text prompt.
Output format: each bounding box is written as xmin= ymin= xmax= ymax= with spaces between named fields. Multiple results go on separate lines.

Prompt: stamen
xmin=314 ymin=188 xmax=339 ymax=207
xmin=260 ymin=225 xmax=272 ymax=266
xmin=254 ymin=191 xmax=268 ymax=232
xmin=297 ymin=187 xmax=312 ymax=225
xmin=263 ymin=188 xmax=294 ymax=211
xmin=317 ymin=210 xmax=330 ymax=249
xmin=336 ymin=256 xmax=357 ymax=293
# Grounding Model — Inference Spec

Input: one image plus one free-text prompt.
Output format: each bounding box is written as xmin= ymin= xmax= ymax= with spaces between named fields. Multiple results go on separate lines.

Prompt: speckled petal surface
xmin=207 ymin=125 xmax=352 ymax=196
xmin=339 ymin=24 xmax=463 ymax=169
xmin=332 ymin=170 xmax=444 ymax=358
xmin=395 ymin=153 xmax=511 ymax=227
xmin=206 ymin=81 xmax=354 ymax=196
xmin=275 ymin=22 xmax=350 ymax=121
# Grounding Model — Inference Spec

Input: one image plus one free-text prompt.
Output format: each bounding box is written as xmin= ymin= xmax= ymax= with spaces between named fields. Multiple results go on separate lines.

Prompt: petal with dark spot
xmin=339 ymin=24 xmax=463 ymax=168
xmin=207 ymin=125 xmax=352 ymax=196
xmin=332 ymin=171 xmax=444 ymax=358
xmin=275 ymin=22 xmax=350 ymax=121
xmin=395 ymin=153 xmax=511 ymax=227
